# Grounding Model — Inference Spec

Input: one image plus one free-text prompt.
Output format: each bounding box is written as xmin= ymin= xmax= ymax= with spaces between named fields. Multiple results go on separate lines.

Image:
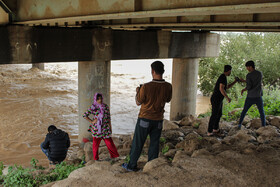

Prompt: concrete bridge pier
xmin=170 ymin=58 xmax=199 ymax=120
xmin=32 ymin=63 xmax=44 ymax=70
xmin=78 ymin=61 xmax=111 ymax=142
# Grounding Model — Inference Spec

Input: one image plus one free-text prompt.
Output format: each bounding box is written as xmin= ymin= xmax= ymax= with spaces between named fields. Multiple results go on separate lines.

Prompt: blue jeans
xmin=239 ymin=97 xmax=266 ymax=126
xmin=128 ymin=118 xmax=163 ymax=170
xmin=41 ymin=143 xmax=51 ymax=161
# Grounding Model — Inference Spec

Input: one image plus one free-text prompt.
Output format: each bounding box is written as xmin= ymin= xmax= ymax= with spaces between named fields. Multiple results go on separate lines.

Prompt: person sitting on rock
xmin=83 ymin=92 xmax=119 ymax=161
xmin=41 ymin=125 xmax=70 ymax=165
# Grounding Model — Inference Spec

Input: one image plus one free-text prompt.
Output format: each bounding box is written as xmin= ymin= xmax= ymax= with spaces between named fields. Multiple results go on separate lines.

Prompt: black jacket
xmin=41 ymin=129 xmax=70 ymax=162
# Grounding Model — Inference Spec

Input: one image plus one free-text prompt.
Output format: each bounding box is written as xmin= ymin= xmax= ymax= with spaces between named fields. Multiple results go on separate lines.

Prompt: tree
xmin=199 ymin=32 xmax=280 ymax=97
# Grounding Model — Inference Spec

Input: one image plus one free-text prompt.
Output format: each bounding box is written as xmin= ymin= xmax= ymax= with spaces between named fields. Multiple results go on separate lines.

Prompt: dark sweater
xmin=41 ymin=129 xmax=70 ymax=162
xmin=246 ymin=70 xmax=263 ymax=98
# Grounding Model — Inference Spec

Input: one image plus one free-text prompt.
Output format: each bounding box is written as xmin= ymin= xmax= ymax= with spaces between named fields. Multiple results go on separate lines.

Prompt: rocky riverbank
xmin=43 ymin=115 xmax=280 ymax=187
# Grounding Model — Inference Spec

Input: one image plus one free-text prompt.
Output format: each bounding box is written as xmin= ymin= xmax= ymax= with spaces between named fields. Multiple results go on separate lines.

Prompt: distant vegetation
xmin=198 ymin=32 xmax=280 ymax=119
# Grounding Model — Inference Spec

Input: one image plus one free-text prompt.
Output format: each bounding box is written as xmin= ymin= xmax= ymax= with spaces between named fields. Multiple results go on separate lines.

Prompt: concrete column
xmin=32 ymin=63 xmax=44 ymax=70
xmin=78 ymin=60 xmax=111 ymax=142
xmin=170 ymin=58 xmax=199 ymax=121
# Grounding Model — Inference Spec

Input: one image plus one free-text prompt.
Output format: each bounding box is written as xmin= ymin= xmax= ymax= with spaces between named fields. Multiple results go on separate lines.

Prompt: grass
xmin=0 ymin=158 xmax=84 ymax=187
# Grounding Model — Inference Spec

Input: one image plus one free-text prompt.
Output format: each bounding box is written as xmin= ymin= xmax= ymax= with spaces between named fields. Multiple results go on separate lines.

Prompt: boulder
xmin=179 ymin=115 xmax=196 ymax=126
xmin=256 ymin=126 xmax=280 ymax=143
xmin=191 ymin=148 xmax=212 ymax=158
xmin=256 ymin=126 xmax=278 ymax=135
xmin=219 ymin=121 xmax=233 ymax=132
xmin=175 ymin=133 xmax=202 ymax=155
xmin=218 ymin=150 xmax=243 ymax=159
xmin=172 ymin=150 xmax=190 ymax=164
xmin=165 ymin=142 xmax=175 ymax=149
xmin=163 ymin=119 xmax=179 ymax=130
xmin=77 ymin=149 xmax=85 ymax=160
xmin=223 ymin=130 xmax=256 ymax=144
xmin=84 ymin=142 xmax=93 ymax=162
xmin=162 ymin=130 xmax=184 ymax=141
xmin=164 ymin=149 xmax=177 ymax=158
xmin=242 ymin=116 xmax=252 ymax=125
xmin=270 ymin=116 xmax=280 ymax=128
xmin=249 ymin=119 xmax=262 ymax=129
xmin=143 ymin=158 xmax=168 ymax=172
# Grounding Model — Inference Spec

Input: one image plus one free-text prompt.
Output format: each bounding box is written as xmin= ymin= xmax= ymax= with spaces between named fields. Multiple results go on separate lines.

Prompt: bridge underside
xmin=1 ymin=0 xmax=280 ymax=32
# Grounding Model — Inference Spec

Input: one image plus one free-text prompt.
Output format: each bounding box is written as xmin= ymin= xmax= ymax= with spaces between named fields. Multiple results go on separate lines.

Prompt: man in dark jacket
xmin=41 ymin=125 xmax=70 ymax=164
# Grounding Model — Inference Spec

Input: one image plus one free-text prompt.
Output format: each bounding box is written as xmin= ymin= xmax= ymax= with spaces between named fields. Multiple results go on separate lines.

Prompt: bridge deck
xmin=1 ymin=0 xmax=280 ymax=32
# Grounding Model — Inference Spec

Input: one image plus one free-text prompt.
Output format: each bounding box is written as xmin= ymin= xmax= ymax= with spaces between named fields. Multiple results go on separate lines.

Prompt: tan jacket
xmin=136 ymin=79 xmax=172 ymax=120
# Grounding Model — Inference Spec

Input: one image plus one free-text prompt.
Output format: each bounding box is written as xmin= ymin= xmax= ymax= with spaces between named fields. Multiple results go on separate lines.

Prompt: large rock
xmin=218 ymin=150 xmax=243 ymax=159
xmin=270 ymin=116 xmax=280 ymax=128
xmin=163 ymin=119 xmax=179 ymax=130
xmin=84 ymin=142 xmax=93 ymax=162
xmin=191 ymin=117 xmax=209 ymax=135
xmin=223 ymin=130 xmax=256 ymax=145
xmin=172 ymin=150 xmax=190 ymax=164
xmin=219 ymin=121 xmax=233 ymax=132
xmin=175 ymin=133 xmax=202 ymax=155
xmin=179 ymin=115 xmax=196 ymax=126
xmin=242 ymin=116 xmax=252 ymax=125
xmin=143 ymin=158 xmax=168 ymax=172
xmin=191 ymin=148 xmax=212 ymax=158
xmin=164 ymin=149 xmax=177 ymax=158
xmin=249 ymin=119 xmax=262 ymax=129
xmin=256 ymin=126 xmax=280 ymax=143
xmin=161 ymin=130 xmax=184 ymax=141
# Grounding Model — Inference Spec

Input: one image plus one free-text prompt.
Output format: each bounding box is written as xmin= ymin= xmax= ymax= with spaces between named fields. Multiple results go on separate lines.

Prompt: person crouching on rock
xmin=41 ymin=125 xmax=70 ymax=165
xmin=83 ymin=92 xmax=119 ymax=161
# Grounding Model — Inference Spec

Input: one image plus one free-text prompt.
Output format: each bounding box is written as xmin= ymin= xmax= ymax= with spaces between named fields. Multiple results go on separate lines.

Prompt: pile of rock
xmin=50 ymin=115 xmax=280 ymax=187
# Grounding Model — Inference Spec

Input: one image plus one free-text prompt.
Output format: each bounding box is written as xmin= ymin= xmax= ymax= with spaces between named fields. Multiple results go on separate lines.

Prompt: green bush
xmin=1 ymin=158 xmax=84 ymax=187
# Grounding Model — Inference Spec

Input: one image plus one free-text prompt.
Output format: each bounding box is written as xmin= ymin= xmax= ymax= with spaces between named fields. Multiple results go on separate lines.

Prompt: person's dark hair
xmin=245 ymin=60 xmax=255 ymax=68
xmin=224 ymin=65 xmax=232 ymax=72
xmin=151 ymin=61 xmax=165 ymax=75
xmin=96 ymin=93 xmax=102 ymax=100
xmin=48 ymin=125 xmax=57 ymax=132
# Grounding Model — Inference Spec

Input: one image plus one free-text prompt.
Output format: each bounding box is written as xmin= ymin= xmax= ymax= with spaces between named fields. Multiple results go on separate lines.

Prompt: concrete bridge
xmin=1 ymin=0 xmax=279 ymax=141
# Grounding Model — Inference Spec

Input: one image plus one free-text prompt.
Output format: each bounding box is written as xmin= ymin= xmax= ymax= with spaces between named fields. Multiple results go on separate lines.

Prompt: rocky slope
xmin=44 ymin=115 xmax=280 ymax=187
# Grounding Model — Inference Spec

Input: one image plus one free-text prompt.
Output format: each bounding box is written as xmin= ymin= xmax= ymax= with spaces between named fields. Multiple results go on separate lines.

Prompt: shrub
xmin=1 ymin=158 xmax=84 ymax=187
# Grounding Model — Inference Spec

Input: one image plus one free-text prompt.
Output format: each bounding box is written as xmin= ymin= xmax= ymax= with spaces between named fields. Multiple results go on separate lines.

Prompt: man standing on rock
xmin=122 ymin=61 xmax=172 ymax=171
xmin=41 ymin=125 xmax=70 ymax=165
xmin=238 ymin=60 xmax=266 ymax=129
xmin=207 ymin=65 xmax=239 ymax=136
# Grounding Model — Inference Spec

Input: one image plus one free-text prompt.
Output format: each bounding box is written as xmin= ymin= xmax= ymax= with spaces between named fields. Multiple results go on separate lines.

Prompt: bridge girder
xmin=1 ymin=0 xmax=280 ymax=32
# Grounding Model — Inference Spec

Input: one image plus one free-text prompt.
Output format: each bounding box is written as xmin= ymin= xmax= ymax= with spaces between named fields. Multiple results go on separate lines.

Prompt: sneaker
xmin=121 ymin=163 xmax=134 ymax=172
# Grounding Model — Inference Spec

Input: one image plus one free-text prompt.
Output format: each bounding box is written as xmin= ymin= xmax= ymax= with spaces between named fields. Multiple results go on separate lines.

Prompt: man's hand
xmin=241 ymin=88 xmax=246 ymax=96
xmin=240 ymin=78 xmax=246 ymax=83
xmin=226 ymin=97 xmax=232 ymax=103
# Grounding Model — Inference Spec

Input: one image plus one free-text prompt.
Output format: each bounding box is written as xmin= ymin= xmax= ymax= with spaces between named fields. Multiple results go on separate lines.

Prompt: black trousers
xmin=128 ymin=118 xmax=163 ymax=169
xmin=208 ymin=96 xmax=223 ymax=133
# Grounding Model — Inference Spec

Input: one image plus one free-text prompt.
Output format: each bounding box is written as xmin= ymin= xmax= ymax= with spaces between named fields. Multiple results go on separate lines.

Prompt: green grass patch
xmin=0 ymin=158 xmax=84 ymax=187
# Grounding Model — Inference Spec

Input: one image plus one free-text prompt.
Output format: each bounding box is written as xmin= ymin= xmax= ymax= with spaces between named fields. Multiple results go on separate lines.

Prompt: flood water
xmin=0 ymin=60 xmax=210 ymax=166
